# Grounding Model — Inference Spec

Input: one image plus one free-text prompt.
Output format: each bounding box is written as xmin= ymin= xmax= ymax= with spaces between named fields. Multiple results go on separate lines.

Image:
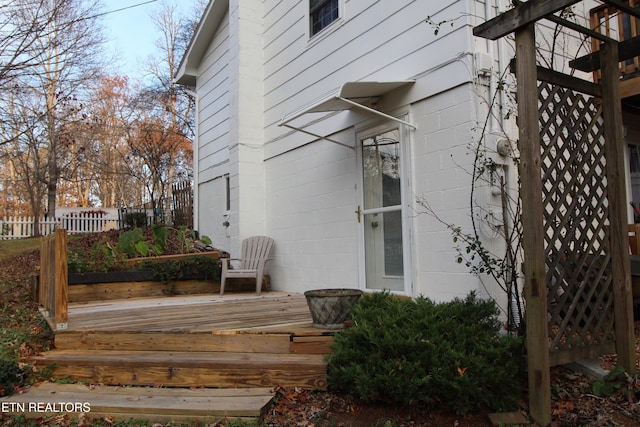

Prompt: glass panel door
xmin=360 ymin=128 xmax=404 ymax=291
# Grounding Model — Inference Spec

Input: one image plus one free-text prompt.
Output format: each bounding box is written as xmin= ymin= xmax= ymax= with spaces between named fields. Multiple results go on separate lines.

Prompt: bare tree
xmin=135 ymin=0 xmax=203 ymax=214
xmin=87 ymin=75 xmax=143 ymax=208
xmin=125 ymin=88 xmax=192 ymax=216
xmin=0 ymin=0 xmax=66 ymax=98
xmin=10 ymin=0 xmax=106 ymax=218
xmin=0 ymin=87 xmax=50 ymax=228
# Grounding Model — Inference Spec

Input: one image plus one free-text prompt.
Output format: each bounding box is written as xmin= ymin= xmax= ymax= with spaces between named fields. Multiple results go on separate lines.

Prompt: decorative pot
xmin=304 ymin=288 xmax=363 ymax=329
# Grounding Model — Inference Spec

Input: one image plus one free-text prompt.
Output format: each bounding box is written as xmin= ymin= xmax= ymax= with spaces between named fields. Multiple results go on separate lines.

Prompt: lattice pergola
xmin=474 ymin=1 xmax=637 ymax=425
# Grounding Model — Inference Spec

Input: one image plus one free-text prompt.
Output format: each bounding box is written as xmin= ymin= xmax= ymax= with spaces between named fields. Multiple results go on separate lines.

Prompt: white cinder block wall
xmin=265 ymin=137 xmax=360 ymax=292
xmin=185 ymin=0 xmax=518 ymax=304
xmin=410 ymin=84 xmax=491 ymax=301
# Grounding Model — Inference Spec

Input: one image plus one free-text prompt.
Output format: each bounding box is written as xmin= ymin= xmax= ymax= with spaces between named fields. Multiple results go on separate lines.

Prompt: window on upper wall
xmin=310 ymin=0 xmax=339 ymax=37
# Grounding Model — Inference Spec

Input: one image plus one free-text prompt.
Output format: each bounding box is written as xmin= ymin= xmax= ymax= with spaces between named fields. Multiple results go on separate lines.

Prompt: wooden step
xmin=55 ymin=331 xmax=334 ymax=354
xmin=33 ymin=350 xmax=327 ymax=389
xmin=0 ymin=382 xmax=273 ymax=423
xmin=54 ymin=330 xmax=293 ymax=353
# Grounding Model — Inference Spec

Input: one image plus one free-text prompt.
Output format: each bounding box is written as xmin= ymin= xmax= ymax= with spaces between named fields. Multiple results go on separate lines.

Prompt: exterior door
xmin=358 ymin=126 xmax=408 ymax=293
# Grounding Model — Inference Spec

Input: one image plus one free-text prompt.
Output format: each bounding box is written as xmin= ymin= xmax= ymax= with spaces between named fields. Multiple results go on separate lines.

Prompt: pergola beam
xmin=544 ymin=12 xmax=614 ymax=44
xmin=509 ymin=59 xmax=602 ymax=97
xmin=571 ymin=35 xmax=640 ymax=72
xmin=473 ymin=0 xmax=582 ymax=40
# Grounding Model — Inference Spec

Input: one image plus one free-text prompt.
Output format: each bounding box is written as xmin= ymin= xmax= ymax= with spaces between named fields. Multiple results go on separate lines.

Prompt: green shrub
xmin=0 ymin=359 xmax=24 ymax=397
xmin=327 ymin=291 xmax=523 ymax=415
xmin=140 ymin=256 xmax=221 ymax=284
xmin=67 ymin=250 xmax=90 ymax=274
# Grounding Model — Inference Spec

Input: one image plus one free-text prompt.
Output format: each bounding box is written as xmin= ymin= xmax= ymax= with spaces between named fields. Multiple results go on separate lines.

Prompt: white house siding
xmin=184 ymin=0 xmax=526 ymax=301
xmin=195 ymin=8 xmax=231 ymax=247
xmin=410 ymin=83 xmax=490 ymax=302
xmin=265 ymin=130 xmax=360 ymax=292
xmin=258 ymin=0 xmax=511 ymax=298
xmin=228 ymin=0 xmax=266 ymax=250
xmin=194 ymin=1 xmax=267 ymax=256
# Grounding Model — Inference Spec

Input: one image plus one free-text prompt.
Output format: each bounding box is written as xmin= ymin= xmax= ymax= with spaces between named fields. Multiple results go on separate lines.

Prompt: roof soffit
xmin=175 ymin=0 xmax=229 ymax=85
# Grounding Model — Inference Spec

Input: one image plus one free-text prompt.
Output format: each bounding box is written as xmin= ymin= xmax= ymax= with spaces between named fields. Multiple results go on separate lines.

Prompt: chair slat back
xmin=240 ymin=236 xmax=274 ymax=270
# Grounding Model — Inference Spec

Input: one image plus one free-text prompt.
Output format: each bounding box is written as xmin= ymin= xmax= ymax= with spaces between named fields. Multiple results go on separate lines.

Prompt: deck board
xmin=0 ymin=382 xmax=273 ymax=422
xmin=63 ymin=292 xmax=321 ymax=334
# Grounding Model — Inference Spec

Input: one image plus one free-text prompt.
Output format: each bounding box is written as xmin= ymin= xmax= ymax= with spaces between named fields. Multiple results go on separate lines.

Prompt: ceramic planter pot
xmin=304 ymin=288 xmax=363 ymax=329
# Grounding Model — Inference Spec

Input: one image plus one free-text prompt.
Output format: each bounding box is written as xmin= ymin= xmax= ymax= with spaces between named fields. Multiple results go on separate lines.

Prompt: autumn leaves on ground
xmin=0 ymin=237 xmax=639 ymax=426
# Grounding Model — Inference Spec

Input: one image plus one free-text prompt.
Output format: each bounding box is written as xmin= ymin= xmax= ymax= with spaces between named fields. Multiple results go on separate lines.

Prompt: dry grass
xmin=0 ymin=238 xmax=41 ymax=263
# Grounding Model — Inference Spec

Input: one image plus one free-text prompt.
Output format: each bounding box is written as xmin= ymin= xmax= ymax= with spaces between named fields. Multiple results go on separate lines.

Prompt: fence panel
xmin=1 ymin=208 xmax=177 ymax=240
xmin=0 ymin=216 xmax=59 ymax=239
xmin=0 ymin=216 xmax=122 ymax=239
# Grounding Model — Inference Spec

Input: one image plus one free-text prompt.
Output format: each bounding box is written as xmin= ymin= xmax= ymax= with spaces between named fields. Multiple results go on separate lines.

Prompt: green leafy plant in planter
xmin=67 ymin=226 xmax=216 ymax=279
xmin=327 ymin=291 xmax=524 ymax=415
xmin=68 ymin=236 xmax=127 ymax=273
xmin=118 ymin=225 xmax=168 ymax=258
xmin=139 ymin=256 xmax=222 ymax=294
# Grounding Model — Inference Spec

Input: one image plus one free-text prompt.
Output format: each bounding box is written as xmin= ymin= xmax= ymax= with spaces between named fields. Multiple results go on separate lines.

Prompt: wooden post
xmin=54 ymin=229 xmax=68 ymax=330
xmin=516 ymin=24 xmax=551 ymax=426
xmin=600 ymin=41 xmax=637 ymax=374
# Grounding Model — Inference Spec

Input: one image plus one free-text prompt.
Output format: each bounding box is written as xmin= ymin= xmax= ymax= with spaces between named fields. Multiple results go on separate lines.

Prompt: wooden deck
xmin=63 ymin=292 xmax=321 ymax=333
xmin=34 ymin=292 xmax=333 ymax=392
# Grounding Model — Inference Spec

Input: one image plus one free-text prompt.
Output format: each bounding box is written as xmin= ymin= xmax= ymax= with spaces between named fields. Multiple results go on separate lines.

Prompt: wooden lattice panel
xmin=538 ymin=82 xmax=617 ymax=364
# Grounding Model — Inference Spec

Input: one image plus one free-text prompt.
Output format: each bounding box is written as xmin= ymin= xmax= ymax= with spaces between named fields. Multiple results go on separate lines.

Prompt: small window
xmin=310 ymin=0 xmax=339 ymax=36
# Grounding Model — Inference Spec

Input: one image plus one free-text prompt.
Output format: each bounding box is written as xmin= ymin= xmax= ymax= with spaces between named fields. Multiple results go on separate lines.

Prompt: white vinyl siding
xmin=263 ymin=1 xmax=470 ymax=157
xmin=197 ymin=11 xmax=231 ymax=184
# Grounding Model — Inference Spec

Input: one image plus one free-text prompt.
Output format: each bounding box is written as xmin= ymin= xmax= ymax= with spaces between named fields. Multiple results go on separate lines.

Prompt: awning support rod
xmin=281 ymin=123 xmax=355 ymax=150
xmin=337 ymin=97 xmax=417 ymax=129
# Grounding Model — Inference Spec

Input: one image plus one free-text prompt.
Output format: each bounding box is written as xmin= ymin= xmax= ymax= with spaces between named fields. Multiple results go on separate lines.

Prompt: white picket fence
xmin=0 ymin=215 xmax=123 ymax=240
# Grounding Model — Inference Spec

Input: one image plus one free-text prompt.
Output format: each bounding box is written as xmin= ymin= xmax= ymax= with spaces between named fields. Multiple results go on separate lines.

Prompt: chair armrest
xmin=256 ymin=257 xmax=274 ymax=275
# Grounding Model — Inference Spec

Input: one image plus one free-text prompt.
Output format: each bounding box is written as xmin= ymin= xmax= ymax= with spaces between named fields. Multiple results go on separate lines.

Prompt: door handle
xmin=355 ymin=205 xmax=361 ymax=223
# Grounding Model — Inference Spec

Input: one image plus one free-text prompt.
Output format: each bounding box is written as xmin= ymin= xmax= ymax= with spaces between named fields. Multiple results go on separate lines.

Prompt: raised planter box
xmin=67 ymin=278 xmax=217 ymax=303
xmin=67 ymin=252 xmax=222 ymax=302
xmin=68 ymin=269 xmax=210 ymax=285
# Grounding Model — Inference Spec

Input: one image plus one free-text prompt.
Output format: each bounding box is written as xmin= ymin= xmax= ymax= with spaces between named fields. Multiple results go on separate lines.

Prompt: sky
xmin=101 ymin=0 xmax=193 ymax=82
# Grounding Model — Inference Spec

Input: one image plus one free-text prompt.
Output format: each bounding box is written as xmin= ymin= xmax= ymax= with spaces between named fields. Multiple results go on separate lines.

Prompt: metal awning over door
xmin=278 ymin=81 xmax=416 ymax=149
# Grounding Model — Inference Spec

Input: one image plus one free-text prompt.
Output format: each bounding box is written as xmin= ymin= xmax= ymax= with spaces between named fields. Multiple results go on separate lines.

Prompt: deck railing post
xmin=54 ymin=229 xmax=68 ymax=330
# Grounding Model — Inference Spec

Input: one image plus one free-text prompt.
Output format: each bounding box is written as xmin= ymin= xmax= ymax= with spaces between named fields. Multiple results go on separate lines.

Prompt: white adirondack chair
xmin=220 ymin=236 xmax=274 ymax=295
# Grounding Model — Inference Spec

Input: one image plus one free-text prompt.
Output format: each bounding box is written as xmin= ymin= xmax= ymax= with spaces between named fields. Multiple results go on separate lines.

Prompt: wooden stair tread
xmin=53 ymin=330 xmax=294 ymax=353
xmin=34 ymin=349 xmax=326 ymax=367
xmin=0 ymin=382 xmax=273 ymax=421
xmin=34 ymin=350 xmax=328 ymax=389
